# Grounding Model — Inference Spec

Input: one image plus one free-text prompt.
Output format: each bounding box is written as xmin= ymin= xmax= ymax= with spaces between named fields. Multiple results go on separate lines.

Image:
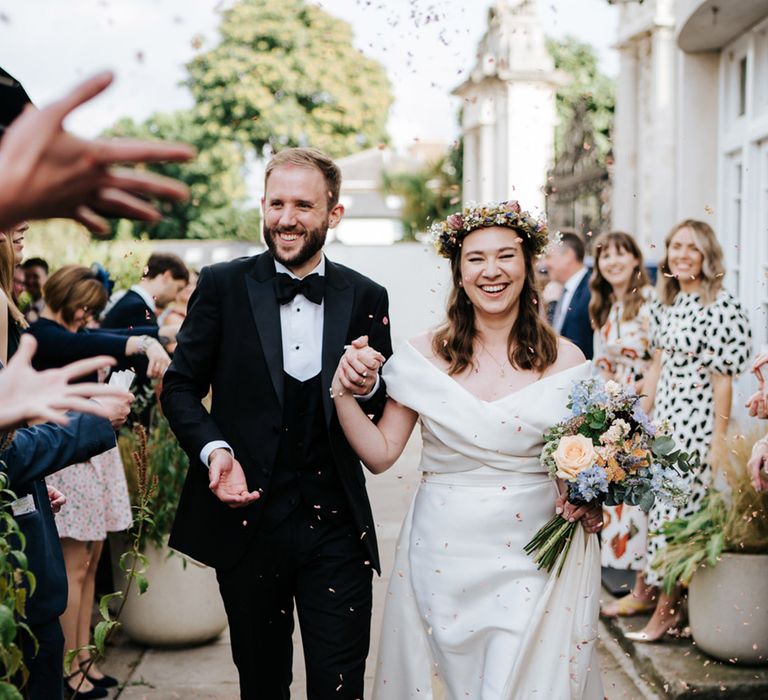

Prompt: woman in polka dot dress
xmin=624 ymin=220 xmax=751 ymax=643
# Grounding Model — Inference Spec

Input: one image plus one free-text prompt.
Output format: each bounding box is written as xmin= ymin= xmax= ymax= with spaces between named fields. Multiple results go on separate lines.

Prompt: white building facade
xmin=611 ymin=0 xmax=768 ymax=347
xmin=455 ymin=0 xmax=563 ymax=213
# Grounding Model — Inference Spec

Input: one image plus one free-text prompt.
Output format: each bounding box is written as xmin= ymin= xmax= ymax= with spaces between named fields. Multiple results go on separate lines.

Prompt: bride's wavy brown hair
xmin=432 ymin=227 xmax=558 ymax=375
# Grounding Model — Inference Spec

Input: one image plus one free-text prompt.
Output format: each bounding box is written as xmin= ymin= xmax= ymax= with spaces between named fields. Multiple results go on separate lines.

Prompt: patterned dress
xmin=644 ymin=290 xmax=751 ymax=586
xmin=594 ymin=287 xmax=654 ymax=570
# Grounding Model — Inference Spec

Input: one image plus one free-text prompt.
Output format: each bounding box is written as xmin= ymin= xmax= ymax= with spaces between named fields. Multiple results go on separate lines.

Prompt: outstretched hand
xmin=746 ymin=352 xmax=768 ymax=419
xmin=748 ymin=438 xmax=768 ymax=492
xmin=0 ymin=335 xmax=135 ymax=430
xmin=0 ymin=72 xmax=195 ymax=234
xmin=208 ymin=449 xmax=260 ymax=508
xmin=334 ymin=335 xmax=386 ymax=396
xmin=555 ymin=490 xmax=603 ymax=534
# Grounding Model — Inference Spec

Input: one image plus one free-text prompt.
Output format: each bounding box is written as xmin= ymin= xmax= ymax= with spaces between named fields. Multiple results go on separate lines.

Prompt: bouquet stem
xmin=524 ymin=515 xmax=578 ymax=575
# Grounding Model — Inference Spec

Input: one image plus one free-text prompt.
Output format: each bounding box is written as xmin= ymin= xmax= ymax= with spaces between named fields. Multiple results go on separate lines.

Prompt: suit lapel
xmin=321 ymin=258 xmax=354 ymax=425
xmin=245 ymin=253 xmax=284 ymax=407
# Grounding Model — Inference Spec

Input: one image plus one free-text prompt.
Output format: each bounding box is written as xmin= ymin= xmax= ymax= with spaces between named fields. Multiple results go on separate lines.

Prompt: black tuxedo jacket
xmin=161 ymin=252 xmax=392 ymax=572
xmin=102 ymin=289 xmax=157 ymax=330
xmin=560 ymin=272 xmax=594 ymax=360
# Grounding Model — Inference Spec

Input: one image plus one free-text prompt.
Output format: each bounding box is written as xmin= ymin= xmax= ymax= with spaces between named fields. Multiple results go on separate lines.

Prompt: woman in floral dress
xmin=625 ymin=220 xmax=751 ymax=642
xmin=590 ymin=231 xmax=657 ymax=617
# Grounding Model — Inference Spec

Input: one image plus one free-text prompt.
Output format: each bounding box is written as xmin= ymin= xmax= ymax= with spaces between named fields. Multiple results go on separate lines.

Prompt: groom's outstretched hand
xmin=208 ymin=449 xmax=260 ymax=508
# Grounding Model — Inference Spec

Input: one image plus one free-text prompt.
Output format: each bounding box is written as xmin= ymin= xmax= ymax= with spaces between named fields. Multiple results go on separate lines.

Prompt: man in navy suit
xmin=544 ymin=230 xmax=594 ymax=359
xmin=0 ymin=389 xmax=131 ymax=699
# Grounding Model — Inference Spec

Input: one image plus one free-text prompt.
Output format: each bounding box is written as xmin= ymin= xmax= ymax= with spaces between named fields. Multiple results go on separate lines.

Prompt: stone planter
xmin=110 ymin=534 xmax=227 ymax=647
xmin=688 ymin=552 xmax=768 ymax=665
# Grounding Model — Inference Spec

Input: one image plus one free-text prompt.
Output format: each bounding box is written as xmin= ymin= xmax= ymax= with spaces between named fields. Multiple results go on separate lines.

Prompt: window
xmin=739 ymin=56 xmax=748 ymax=116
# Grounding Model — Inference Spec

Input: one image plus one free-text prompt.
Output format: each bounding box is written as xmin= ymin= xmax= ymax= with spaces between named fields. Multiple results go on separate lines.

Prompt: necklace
xmin=477 ymin=340 xmax=509 ymax=378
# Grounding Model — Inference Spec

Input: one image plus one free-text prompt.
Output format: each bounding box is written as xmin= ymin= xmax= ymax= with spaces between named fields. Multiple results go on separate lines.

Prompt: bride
xmin=331 ymin=202 xmax=604 ymax=700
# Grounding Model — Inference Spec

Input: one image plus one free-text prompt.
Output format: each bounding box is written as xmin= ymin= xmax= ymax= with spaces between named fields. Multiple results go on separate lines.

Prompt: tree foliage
xmin=381 ymin=141 xmax=462 ymax=240
xmin=546 ymin=37 xmax=615 ymax=162
xmin=185 ymin=0 xmax=393 ymax=158
xmin=107 ymin=111 xmax=257 ymax=240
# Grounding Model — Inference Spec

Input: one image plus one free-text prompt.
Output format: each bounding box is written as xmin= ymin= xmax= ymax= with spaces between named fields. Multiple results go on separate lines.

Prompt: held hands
xmin=47 ymin=485 xmax=66 ymax=514
xmin=555 ymin=491 xmax=604 ymax=534
xmin=333 ymin=336 xmax=386 ymax=397
xmin=208 ymin=449 xmax=260 ymax=509
xmin=0 ymin=335 xmax=135 ymax=430
xmin=748 ymin=438 xmax=768 ymax=492
xmin=745 ymin=352 xmax=768 ymax=419
xmin=0 ymin=72 xmax=194 ymax=234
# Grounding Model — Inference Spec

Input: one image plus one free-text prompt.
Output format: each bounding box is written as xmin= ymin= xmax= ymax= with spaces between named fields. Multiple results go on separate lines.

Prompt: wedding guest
xmin=626 ymin=219 xmax=751 ymax=642
xmin=0 ymin=69 xmax=194 ymax=234
xmin=22 ymin=257 xmax=49 ymax=323
xmin=746 ymin=350 xmax=768 ymax=420
xmin=544 ymin=230 xmax=593 ymax=358
xmin=158 ymin=269 xmax=198 ymax=354
xmin=13 ymin=265 xmax=25 ymax=299
xmin=28 ymin=265 xmax=171 ymax=697
xmin=0 ymin=227 xmax=28 ymax=362
xmin=589 ymin=231 xmax=656 ymax=615
xmin=746 ymin=350 xmax=768 ymax=490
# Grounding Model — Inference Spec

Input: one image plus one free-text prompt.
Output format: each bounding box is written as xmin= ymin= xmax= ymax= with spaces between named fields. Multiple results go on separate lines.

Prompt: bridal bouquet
xmin=524 ymin=377 xmax=697 ymax=575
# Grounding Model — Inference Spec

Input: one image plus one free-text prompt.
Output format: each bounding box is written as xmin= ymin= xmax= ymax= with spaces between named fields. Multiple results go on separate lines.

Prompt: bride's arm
xmin=332 ymin=359 xmax=418 ymax=475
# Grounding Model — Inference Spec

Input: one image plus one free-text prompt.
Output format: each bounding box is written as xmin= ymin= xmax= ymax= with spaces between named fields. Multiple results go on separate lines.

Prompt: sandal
xmin=600 ymin=594 xmax=656 ymax=618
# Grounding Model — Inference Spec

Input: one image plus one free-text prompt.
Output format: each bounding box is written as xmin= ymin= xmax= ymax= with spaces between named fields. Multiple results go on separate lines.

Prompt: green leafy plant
xmin=119 ymin=407 xmax=189 ymax=551
xmin=0 ymin=469 xmax=36 ymax=700
xmin=654 ymin=430 xmax=768 ymax=594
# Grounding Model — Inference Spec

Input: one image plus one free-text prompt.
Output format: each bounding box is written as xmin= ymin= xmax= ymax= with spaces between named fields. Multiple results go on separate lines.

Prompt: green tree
xmin=107 ymin=111 xmax=257 ymax=240
xmin=185 ymin=0 xmax=393 ymax=158
xmin=381 ymin=140 xmax=463 ymax=240
xmin=546 ymin=37 xmax=614 ymax=162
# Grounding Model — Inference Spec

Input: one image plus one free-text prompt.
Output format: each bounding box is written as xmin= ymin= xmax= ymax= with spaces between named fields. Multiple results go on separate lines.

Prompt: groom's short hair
xmin=265 ymin=147 xmax=342 ymax=210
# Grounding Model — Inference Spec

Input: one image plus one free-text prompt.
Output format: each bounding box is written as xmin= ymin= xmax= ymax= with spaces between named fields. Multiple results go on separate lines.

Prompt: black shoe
xmin=79 ymin=663 xmax=119 ymax=689
xmin=64 ymin=678 xmax=108 ymax=699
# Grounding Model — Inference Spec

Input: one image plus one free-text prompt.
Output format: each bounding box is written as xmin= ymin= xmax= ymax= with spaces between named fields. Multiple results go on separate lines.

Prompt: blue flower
xmin=569 ymin=465 xmax=609 ymax=503
xmin=632 ymin=404 xmax=656 ymax=436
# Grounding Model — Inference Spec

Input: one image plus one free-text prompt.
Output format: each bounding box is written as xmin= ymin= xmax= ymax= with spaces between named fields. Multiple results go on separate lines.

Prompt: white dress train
xmin=373 ymin=344 xmax=603 ymax=700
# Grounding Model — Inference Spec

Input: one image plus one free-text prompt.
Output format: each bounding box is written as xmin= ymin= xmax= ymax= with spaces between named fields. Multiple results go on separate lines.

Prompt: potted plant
xmin=653 ymin=430 xmax=768 ymax=665
xmin=112 ymin=407 xmax=227 ymax=647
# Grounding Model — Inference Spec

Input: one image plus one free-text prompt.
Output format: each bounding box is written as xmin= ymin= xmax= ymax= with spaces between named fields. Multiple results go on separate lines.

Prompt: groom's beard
xmin=263 ymin=221 xmax=329 ymax=270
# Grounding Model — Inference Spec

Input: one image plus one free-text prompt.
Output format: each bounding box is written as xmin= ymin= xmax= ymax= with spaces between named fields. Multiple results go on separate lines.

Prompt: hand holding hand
xmin=0 ymin=335 xmax=135 ymax=429
xmin=335 ymin=336 xmax=386 ymax=396
xmin=555 ymin=490 xmax=603 ymax=534
xmin=748 ymin=438 xmax=768 ymax=492
xmin=208 ymin=449 xmax=260 ymax=508
xmin=47 ymin=485 xmax=66 ymax=514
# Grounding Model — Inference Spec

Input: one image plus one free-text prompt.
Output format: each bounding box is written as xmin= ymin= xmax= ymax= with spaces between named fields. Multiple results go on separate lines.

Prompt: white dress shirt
xmin=200 ymin=255 xmax=378 ymax=467
xmin=129 ymin=284 xmax=157 ymax=314
xmin=553 ymin=266 xmax=588 ymax=333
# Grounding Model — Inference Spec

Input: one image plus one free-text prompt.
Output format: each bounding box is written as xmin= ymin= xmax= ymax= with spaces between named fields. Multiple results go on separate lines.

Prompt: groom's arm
xmin=355 ymin=287 xmax=392 ymax=423
xmin=161 ymin=266 xmax=228 ymax=466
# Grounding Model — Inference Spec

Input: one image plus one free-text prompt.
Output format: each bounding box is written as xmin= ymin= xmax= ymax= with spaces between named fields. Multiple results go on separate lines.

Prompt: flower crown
xmin=430 ymin=200 xmax=549 ymax=259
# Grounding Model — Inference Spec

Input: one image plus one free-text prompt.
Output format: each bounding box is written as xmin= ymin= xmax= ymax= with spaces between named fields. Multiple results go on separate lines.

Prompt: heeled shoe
xmin=80 ymin=661 xmax=119 ymax=688
xmin=624 ymin=613 xmax=686 ymax=643
xmin=600 ymin=594 xmax=656 ymax=618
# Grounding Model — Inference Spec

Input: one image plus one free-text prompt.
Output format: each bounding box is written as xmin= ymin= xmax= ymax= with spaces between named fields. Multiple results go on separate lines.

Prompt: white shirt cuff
xmin=200 ymin=441 xmax=233 ymax=469
xmin=354 ymin=374 xmax=381 ymax=401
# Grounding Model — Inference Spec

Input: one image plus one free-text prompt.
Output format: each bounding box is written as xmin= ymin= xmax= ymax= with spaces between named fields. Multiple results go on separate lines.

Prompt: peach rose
xmin=553 ymin=435 xmax=596 ymax=480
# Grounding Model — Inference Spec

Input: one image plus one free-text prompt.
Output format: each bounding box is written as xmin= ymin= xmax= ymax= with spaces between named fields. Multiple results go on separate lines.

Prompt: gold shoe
xmin=600 ymin=595 xmax=656 ymax=618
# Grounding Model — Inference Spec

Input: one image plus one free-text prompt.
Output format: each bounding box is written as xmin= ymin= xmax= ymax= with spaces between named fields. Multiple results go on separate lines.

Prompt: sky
xmin=0 ymin=0 xmax=617 ymax=149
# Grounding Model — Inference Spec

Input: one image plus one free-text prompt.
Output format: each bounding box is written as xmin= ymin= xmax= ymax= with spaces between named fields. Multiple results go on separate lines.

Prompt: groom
xmin=161 ymin=147 xmax=392 ymax=699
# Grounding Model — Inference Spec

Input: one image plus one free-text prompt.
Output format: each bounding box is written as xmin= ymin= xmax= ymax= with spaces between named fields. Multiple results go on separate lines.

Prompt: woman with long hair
xmin=626 ymin=220 xmax=751 ymax=642
xmin=589 ymin=231 xmax=657 ymax=616
xmin=331 ymin=202 xmax=604 ymax=698
xmin=0 ymin=222 xmax=29 ymax=362
xmin=28 ymin=265 xmax=171 ymax=698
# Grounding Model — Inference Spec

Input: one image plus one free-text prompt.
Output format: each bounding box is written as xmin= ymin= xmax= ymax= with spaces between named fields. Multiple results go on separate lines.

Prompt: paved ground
xmin=100 ymin=433 xmax=655 ymax=699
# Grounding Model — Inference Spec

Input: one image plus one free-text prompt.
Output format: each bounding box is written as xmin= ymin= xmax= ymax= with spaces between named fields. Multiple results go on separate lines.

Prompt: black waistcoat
xmin=261 ymin=372 xmax=350 ymax=528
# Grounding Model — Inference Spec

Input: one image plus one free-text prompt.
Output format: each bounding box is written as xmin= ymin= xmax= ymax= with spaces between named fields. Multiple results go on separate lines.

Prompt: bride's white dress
xmin=373 ymin=343 xmax=603 ymax=700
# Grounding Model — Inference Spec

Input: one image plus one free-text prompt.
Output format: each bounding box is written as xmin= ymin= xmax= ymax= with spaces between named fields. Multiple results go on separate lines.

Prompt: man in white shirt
xmin=161 ymin=147 xmax=392 ymax=700
xmin=544 ymin=230 xmax=594 ymax=358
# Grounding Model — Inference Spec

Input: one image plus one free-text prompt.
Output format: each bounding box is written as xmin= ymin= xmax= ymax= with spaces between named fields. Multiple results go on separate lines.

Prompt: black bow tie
xmin=275 ymin=273 xmax=326 ymax=305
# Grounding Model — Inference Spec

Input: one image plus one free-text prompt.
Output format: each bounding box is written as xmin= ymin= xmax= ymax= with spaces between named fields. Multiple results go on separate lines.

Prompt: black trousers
xmin=20 ymin=618 xmax=64 ymax=700
xmin=217 ymin=507 xmax=373 ymax=700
